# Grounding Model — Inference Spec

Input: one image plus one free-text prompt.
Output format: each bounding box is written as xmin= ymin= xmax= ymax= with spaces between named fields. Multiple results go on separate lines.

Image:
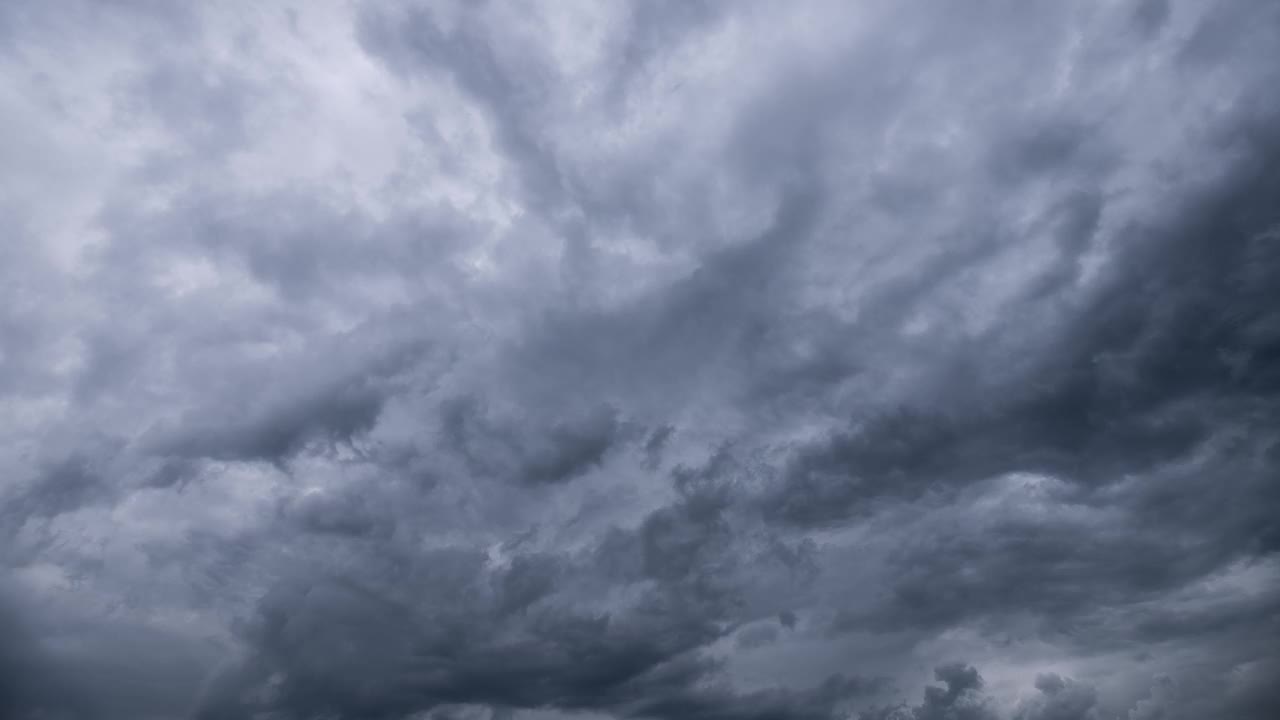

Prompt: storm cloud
xmin=2 ymin=1 xmax=1278 ymax=719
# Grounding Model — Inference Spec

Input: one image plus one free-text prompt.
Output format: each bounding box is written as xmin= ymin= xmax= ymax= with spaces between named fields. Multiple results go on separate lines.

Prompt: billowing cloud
xmin=2 ymin=1 xmax=1278 ymax=719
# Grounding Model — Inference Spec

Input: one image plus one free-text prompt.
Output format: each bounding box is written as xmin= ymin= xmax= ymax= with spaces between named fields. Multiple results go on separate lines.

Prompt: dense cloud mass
xmin=2 ymin=1 xmax=1278 ymax=719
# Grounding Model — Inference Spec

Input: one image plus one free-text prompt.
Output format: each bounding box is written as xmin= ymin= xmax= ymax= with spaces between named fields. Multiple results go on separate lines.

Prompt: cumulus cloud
xmin=1013 ymin=674 xmax=1101 ymax=720
xmin=859 ymin=664 xmax=998 ymax=720
xmin=2 ymin=1 xmax=1278 ymax=719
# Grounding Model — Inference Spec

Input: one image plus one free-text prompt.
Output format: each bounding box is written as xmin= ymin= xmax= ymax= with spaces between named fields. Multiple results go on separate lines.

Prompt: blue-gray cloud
xmin=2 ymin=2 xmax=1278 ymax=719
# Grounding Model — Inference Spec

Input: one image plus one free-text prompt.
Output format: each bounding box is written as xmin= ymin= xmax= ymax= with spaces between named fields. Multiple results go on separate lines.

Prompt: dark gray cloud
xmin=0 ymin=584 xmax=215 ymax=720
xmin=2 ymin=1 xmax=1278 ymax=719
xmin=1012 ymin=674 xmax=1101 ymax=720
xmin=763 ymin=134 xmax=1280 ymax=526
xmin=439 ymin=396 xmax=624 ymax=486
xmin=859 ymin=664 xmax=998 ymax=720
xmin=191 ymin=561 xmax=873 ymax=720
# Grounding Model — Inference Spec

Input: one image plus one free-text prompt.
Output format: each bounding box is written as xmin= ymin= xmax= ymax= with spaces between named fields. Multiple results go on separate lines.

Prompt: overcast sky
xmin=2 ymin=2 xmax=1278 ymax=719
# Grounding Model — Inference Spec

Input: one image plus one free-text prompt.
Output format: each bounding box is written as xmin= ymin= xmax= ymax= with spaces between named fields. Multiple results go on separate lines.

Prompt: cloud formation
xmin=1 ymin=1 xmax=1278 ymax=719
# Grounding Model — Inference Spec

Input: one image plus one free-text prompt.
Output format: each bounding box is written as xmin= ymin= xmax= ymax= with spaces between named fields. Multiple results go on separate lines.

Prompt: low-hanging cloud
xmin=2 ymin=1 xmax=1278 ymax=719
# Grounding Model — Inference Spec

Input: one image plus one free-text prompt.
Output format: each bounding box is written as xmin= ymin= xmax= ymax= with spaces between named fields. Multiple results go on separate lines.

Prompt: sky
xmin=1 ymin=1 xmax=1278 ymax=719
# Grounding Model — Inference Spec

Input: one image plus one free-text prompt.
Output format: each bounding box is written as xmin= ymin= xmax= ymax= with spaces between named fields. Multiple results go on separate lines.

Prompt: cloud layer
xmin=2 ymin=1 xmax=1278 ymax=719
